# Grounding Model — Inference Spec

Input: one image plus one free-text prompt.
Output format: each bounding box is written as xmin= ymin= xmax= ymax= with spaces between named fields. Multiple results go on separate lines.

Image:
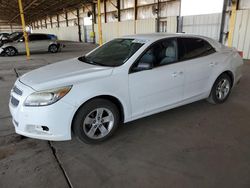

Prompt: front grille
xmin=11 ymin=96 xmax=19 ymax=107
xmin=12 ymin=86 xmax=23 ymax=96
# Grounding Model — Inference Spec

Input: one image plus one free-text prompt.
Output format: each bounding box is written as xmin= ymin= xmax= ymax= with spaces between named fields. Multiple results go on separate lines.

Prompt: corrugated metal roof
xmin=0 ymin=0 xmax=92 ymax=24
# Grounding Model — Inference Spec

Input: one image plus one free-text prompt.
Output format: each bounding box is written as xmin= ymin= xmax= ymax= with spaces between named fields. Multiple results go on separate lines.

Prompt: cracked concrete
xmin=0 ymin=42 xmax=250 ymax=188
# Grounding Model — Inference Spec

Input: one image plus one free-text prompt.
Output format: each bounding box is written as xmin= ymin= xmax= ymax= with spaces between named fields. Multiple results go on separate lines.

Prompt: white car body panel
xmin=129 ymin=62 xmax=184 ymax=118
xmin=9 ymin=33 xmax=243 ymax=141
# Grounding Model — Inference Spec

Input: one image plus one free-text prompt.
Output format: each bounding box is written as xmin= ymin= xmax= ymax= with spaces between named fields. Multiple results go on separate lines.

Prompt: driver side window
xmin=131 ymin=38 xmax=178 ymax=73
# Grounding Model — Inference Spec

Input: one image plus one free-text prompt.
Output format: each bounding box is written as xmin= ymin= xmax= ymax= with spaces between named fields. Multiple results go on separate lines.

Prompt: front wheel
xmin=48 ymin=44 xmax=58 ymax=53
xmin=207 ymin=73 xmax=232 ymax=104
xmin=5 ymin=47 xmax=17 ymax=56
xmin=72 ymin=99 xmax=120 ymax=144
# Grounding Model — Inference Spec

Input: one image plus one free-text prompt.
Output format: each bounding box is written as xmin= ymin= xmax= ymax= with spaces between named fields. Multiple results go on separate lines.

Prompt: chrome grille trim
xmin=12 ymin=86 xmax=23 ymax=96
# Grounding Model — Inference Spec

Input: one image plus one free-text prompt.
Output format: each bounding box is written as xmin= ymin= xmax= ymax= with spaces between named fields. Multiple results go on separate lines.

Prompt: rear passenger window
xmin=29 ymin=34 xmax=49 ymax=41
xmin=178 ymin=38 xmax=216 ymax=60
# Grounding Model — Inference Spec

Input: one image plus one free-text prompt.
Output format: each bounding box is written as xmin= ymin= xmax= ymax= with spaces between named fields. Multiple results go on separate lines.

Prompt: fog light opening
xmin=41 ymin=126 xmax=49 ymax=132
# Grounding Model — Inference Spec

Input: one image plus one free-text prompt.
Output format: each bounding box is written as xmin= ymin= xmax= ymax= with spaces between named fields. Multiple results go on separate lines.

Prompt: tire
xmin=48 ymin=44 xmax=58 ymax=53
xmin=72 ymin=99 xmax=120 ymax=144
xmin=207 ymin=73 xmax=232 ymax=104
xmin=5 ymin=47 xmax=17 ymax=56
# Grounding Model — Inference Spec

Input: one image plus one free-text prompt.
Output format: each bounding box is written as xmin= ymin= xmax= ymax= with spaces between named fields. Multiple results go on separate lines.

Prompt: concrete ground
xmin=0 ymin=42 xmax=250 ymax=188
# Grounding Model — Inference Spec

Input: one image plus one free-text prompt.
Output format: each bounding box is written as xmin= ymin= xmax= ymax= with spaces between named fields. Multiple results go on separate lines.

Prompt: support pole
xmin=134 ymin=0 xmax=137 ymax=34
xmin=156 ymin=0 xmax=160 ymax=32
xmin=45 ymin=18 xmax=47 ymax=29
xmin=219 ymin=0 xmax=228 ymax=43
xmin=65 ymin=11 xmax=68 ymax=27
xmin=18 ymin=0 xmax=30 ymax=60
xmin=97 ymin=0 xmax=103 ymax=45
xmin=76 ymin=8 xmax=82 ymax=42
xmin=228 ymin=0 xmax=238 ymax=47
xmin=117 ymin=0 xmax=121 ymax=22
xmin=104 ymin=0 xmax=107 ymax=23
xmin=50 ymin=16 xmax=53 ymax=28
xmin=57 ymin=14 xmax=60 ymax=28
xmin=92 ymin=3 xmax=96 ymax=44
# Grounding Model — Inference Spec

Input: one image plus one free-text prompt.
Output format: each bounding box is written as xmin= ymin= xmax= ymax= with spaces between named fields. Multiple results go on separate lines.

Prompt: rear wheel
xmin=48 ymin=44 xmax=58 ymax=53
xmin=72 ymin=99 xmax=120 ymax=144
xmin=207 ymin=73 xmax=232 ymax=104
xmin=5 ymin=47 xmax=17 ymax=56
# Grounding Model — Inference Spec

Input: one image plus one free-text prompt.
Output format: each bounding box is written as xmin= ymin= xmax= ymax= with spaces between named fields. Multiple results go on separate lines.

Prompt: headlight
xmin=24 ymin=86 xmax=72 ymax=106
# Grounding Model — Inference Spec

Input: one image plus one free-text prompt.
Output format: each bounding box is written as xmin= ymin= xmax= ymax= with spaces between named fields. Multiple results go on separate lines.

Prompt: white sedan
xmin=9 ymin=34 xmax=243 ymax=143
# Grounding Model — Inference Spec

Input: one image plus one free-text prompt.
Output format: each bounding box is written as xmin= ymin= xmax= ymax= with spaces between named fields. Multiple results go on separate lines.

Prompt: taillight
xmin=238 ymin=51 xmax=243 ymax=58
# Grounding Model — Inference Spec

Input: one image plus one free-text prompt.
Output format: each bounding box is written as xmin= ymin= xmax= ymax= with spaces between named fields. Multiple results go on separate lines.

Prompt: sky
xmin=181 ymin=0 xmax=224 ymax=16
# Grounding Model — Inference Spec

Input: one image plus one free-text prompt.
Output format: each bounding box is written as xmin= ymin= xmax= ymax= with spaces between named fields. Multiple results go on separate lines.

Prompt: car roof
xmin=123 ymin=33 xmax=210 ymax=41
xmin=122 ymin=33 xmax=224 ymax=50
xmin=29 ymin=33 xmax=47 ymax=35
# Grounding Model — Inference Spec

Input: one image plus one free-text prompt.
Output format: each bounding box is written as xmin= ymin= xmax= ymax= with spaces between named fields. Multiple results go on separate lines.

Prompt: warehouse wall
xmin=32 ymin=26 xmax=81 ymax=42
xmin=232 ymin=9 xmax=250 ymax=59
xmin=182 ymin=13 xmax=222 ymax=40
xmin=94 ymin=19 xmax=156 ymax=43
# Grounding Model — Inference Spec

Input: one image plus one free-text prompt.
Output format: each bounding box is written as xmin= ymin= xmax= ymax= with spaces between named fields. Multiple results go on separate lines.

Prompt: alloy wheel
xmin=216 ymin=78 xmax=230 ymax=100
xmin=83 ymin=107 xmax=114 ymax=139
xmin=6 ymin=48 xmax=16 ymax=56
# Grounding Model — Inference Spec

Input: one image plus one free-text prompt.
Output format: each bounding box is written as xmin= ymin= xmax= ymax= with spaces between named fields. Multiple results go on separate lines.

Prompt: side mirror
xmin=132 ymin=53 xmax=154 ymax=72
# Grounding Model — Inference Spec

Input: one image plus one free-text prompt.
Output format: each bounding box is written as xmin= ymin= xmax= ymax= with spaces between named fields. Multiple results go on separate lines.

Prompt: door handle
xmin=172 ymin=71 xmax=183 ymax=77
xmin=172 ymin=72 xmax=178 ymax=77
xmin=209 ymin=62 xmax=218 ymax=67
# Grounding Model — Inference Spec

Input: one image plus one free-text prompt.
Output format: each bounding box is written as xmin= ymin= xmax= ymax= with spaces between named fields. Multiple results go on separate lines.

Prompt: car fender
xmin=61 ymin=75 xmax=131 ymax=125
xmin=207 ymin=52 xmax=235 ymax=93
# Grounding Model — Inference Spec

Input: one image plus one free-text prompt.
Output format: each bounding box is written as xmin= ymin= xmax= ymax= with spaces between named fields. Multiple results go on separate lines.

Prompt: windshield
xmin=78 ymin=38 xmax=144 ymax=67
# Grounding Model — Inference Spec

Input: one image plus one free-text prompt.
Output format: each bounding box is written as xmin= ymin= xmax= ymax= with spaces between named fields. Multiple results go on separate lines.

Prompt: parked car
xmin=0 ymin=32 xmax=23 ymax=47
xmin=9 ymin=34 xmax=243 ymax=143
xmin=0 ymin=33 xmax=63 ymax=56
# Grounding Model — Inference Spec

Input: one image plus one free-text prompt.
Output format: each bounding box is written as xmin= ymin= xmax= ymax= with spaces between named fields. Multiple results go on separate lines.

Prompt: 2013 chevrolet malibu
xmin=9 ymin=34 xmax=243 ymax=143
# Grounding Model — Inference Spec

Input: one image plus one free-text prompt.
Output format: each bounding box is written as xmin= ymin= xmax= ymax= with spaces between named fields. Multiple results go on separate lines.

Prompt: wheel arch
xmin=209 ymin=70 xmax=235 ymax=96
xmin=4 ymin=46 xmax=18 ymax=53
xmin=221 ymin=70 xmax=234 ymax=87
xmin=71 ymin=95 xmax=125 ymax=131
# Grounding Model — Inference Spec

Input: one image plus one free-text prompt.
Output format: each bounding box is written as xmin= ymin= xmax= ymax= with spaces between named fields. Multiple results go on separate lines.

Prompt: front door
xmin=128 ymin=38 xmax=184 ymax=118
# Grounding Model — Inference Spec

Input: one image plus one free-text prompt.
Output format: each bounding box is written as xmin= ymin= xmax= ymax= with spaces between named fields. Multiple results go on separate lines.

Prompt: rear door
xmin=35 ymin=34 xmax=51 ymax=51
xmin=29 ymin=34 xmax=50 ymax=52
xmin=178 ymin=37 xmax=218 ymax=100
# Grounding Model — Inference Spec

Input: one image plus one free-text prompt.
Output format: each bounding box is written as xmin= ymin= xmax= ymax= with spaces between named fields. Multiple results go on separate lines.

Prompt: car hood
xmin=19 ymin=58 xmax=114 ymax=90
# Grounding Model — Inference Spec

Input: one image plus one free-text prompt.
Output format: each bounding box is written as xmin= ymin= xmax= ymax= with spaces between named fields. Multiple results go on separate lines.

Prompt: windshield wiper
xmin=78 ymin=56 xmax=113 ymax=67
xmin=78 ymin=56 xmax=98 ymax=65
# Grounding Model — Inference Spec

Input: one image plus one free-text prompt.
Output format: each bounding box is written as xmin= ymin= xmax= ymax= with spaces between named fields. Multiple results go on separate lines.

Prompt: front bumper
xmin=9 ymin=80 xmax=76 ymax=141
xmin=0 ymin=47 xmax=5 ymax=55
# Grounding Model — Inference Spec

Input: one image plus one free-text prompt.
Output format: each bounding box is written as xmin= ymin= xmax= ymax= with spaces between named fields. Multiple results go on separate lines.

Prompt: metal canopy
xmin=0 ymin=0 xmax=92 ymax=25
